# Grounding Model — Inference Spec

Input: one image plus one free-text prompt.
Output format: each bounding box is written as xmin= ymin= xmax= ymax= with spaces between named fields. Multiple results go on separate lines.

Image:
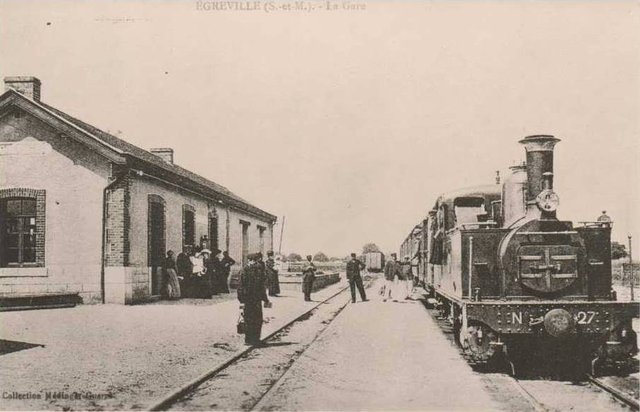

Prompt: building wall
xmin=105 ymin=174 xmax=274 ymax=303
xmin=226 ymin=209 xmax=274 ymax=270
xmin=0 ymin=109 xmax=275 ymax=305
xmin=0 ymin=111 xmax=110 ymax=303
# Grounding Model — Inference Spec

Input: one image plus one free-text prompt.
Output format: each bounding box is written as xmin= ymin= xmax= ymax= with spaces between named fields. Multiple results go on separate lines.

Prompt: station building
xmin=0 ymin=76 xmax=277 ymax=305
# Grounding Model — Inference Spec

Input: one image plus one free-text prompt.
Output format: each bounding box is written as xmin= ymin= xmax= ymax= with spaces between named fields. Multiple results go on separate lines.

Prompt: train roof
xmin=432 ymin=184 xmax=502 ymax=211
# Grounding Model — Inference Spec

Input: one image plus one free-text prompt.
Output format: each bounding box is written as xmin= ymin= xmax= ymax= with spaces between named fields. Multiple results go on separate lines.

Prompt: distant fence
xmin=279 ymin=272 xmax=341 ymax=292
xmin=281 ymin=261 xmax=346 ymax=273
xmin=613 ymin=260 xmax=640 ymax=286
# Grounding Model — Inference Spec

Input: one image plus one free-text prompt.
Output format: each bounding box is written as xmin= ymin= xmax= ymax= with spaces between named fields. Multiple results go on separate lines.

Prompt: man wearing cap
xmin=597 ymin=210 xmax=612 ymax=227
xmin=346 ymin=253 xmax=367 ymax=303
xmin=383 ymin=253 xmax=400 ymax=302
xmin=400 ymin=255 xmax=414 ymax=299
xmin=237 ymin=253 xmax=271 ymax=345
xmin=266 ymin=251 xmax=280 ymax=297
xmin=302 ymin=255 xmax=316 ymax=301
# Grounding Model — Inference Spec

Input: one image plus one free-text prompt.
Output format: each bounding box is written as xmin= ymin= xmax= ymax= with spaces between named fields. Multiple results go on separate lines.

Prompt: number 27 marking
xmin=576 ymin=311 xmax=596 ymax=324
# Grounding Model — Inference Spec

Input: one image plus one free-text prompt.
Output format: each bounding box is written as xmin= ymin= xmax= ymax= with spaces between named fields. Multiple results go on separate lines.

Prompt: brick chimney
xmin=150 ymin=148 xmax=174 ymax=164
xmin=4 ymin=76 xmax=42 ymax=101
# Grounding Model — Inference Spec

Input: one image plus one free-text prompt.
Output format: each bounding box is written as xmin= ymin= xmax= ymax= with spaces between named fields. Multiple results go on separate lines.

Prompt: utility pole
xmin=629 ymin=234 xmax=634 ymax=301
xmin=278 ymin=216 xmax=286 ymax=256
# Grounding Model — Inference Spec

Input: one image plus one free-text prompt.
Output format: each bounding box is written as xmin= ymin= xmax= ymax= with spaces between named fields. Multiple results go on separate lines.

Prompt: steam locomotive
xmin=400 ymin=135 xmax=638 ymax=374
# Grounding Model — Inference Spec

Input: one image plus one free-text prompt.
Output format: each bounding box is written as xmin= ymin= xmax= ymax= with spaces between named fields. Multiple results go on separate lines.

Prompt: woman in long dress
xmin=164 ymin=250 xmax=181 ymax=299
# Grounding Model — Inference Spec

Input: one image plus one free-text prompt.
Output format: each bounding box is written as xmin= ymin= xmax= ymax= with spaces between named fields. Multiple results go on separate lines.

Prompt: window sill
xmin=0 ymin=267 xmax=48 ymax=277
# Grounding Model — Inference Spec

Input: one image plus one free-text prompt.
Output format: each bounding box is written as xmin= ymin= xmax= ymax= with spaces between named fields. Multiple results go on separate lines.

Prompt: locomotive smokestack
xmin=519 ymin=135 xmax=560 ymax=202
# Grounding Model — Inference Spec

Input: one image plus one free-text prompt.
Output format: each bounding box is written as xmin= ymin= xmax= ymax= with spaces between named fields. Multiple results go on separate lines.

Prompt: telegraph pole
xmin=278 ymin=216 xmax=286 ymax=255
xmin=629 ymin=235 xmax=634 ymax=301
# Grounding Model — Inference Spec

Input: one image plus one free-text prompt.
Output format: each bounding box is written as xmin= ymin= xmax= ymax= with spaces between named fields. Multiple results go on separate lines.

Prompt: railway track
xmin=587 ymin=374 xmax=639 ymax=411
xmin=420 ymin=295 xmax=639 ymax=411
xmin=505 ymin=374 xmax=639 ymax=412
xmin=146 ymin=282 xmax=361 ymax=411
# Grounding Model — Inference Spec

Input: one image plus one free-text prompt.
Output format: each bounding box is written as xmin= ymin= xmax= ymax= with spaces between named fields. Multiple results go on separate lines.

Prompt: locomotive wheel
xmin=462 ymin=323 xmax=497 ymax=364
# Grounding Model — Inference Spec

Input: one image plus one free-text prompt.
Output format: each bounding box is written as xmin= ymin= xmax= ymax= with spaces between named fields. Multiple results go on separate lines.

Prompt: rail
xmin=587 ymin=374 xmax=639 ymax=411
xmin=146 ymin=283 xmax=352 ymax=411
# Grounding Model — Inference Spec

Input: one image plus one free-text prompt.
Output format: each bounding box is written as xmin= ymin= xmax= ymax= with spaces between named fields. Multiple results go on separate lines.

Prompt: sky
xmin=1 ymin=0 xmax=638 ymax=257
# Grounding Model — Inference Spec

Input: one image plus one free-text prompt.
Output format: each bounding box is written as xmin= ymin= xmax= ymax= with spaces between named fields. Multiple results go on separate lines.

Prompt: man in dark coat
xmin=207 ymin=249 xmax=223 ymax=295
xmin=302 ymin=255 xmax=316 ymax=301
xmin=266 ymin=251 xmax=280 ymax=296
xmin=346 ymin=253 xmax=367 ymax=303
xmin=220 ymin=251 xmax=235 ymax=293
xmin=176 ymin=246 xmax=193 ymax=298
xmin=237 ymin=253 xmax=271 ymax=345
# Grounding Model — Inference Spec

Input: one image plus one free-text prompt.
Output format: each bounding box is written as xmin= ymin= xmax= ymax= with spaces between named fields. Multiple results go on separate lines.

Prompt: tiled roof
xmin=31 ymin=98 xmax=276 ymax=221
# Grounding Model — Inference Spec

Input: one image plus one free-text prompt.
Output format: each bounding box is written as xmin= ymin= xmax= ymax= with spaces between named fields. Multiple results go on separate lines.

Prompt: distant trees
xmin=362 ymin=243 xmax=381 ymax=254
xmin=313 ymin=252 xmax=329 ymax=262
xmin=286 ymin=253 xmax=303 ymax=262
xmin=612 ymin=242 xmax=628 ymax=260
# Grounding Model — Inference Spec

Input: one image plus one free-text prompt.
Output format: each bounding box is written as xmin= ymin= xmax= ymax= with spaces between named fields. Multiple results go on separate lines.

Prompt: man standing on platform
xmin=400 ymin=255 xmax=414 ymax=299
xmin=266 ymin=251 xmax=280 ymax=296
xmin=302 ymin=255 xmax=316 ymax=301
xmin=220 ymin=251 xmax=235 ymax=293
xmin=346 ymin=253 xmax=367 ymax=303
xmin=176 ymin=246 xmax=193 ymax=298
xmin=383 ymin=253 xmax=400 ymax=302
xmin=207 ymin=249 xmax=223 ymax=295
xmin=237 ymin=253 xmax=271 ymax=346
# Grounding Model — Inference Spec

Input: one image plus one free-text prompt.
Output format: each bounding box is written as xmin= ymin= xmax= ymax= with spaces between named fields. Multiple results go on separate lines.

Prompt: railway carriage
xmin=403 ymin=135 xmax=638 ymax=373
xmin=362 ymin=251 xmax=385 ymax=272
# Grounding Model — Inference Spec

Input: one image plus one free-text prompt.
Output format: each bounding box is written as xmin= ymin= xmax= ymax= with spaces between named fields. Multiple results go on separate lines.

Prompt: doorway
xmin=241 ymin=221 xmax=249 ymax=266
xmin=148 ymin=201 xmax=166 ymax=296
xmin=209 ymin=216 xmax=219 ymax=252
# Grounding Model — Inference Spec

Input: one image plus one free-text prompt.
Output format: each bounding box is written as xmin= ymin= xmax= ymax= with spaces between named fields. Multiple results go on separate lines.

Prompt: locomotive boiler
xmin=402 ymin=135 xmax=638 ymax=374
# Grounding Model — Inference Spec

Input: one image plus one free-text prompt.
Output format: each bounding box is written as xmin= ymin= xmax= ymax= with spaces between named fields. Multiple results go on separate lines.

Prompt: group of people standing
xmin=163 ymin=246 xmax=236 ymax=299
xmin=382 ymin=252 xmax=414 ymax=301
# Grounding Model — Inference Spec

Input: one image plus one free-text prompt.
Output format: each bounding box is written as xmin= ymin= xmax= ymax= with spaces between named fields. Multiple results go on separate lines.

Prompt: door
xmin=241 ymin=222 xmax=249 ymax=266
xmin=148 ymin=202 xmax=166 ymax=296
xmin=209 ymin=217 xmax=218 ymax=252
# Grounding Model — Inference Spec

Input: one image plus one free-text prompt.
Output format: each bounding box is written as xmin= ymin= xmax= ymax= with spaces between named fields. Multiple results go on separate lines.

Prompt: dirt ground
xmin=0 ymin=280 xmax=346 ymax=410
xmin=256 ymin=280 xmax=500 ymax=411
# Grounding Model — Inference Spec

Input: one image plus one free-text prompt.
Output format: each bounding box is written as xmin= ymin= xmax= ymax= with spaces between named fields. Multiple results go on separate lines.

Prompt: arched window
xmin=208 ymin=210 xmax=219 ymax=252
xmin=182 ymin=204 xmax=196 ymax=250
